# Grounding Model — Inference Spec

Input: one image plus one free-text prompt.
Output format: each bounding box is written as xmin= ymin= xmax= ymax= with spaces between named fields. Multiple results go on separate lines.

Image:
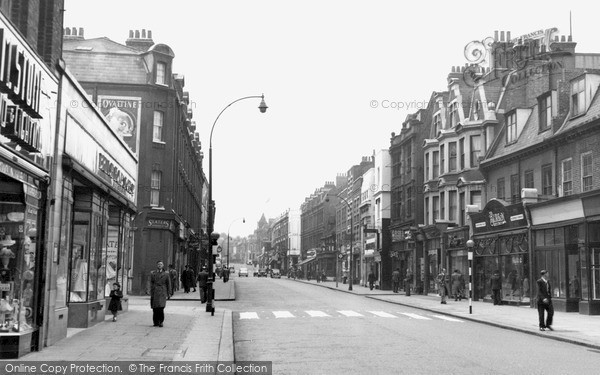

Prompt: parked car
xmin=238 ymin=267 xmax=248 ymax=277
xmin=271 ymin=269 xmax=281 ymax=278
xmin=253 ymin=269 xmax=259 ymax=277
xmin=257 ymin=268 xmax=268 ymax=277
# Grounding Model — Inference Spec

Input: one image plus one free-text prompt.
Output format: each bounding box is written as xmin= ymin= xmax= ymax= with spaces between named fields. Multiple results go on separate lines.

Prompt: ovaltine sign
xmin=0 ymin=22 xmax=47 ymax=154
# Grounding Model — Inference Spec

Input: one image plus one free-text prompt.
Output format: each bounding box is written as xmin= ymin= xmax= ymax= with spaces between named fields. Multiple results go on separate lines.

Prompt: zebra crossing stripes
xmin=338 ymin=310 xmax=364 ymax=317
xmin=239 ymin=312 xmax=259 ymax=320
xmin=400 ymin=312 xmax=431 ymax=320
xmin=273 ymin=311 xmax=295 ymax=318
xmin=368 ymin=311 xmax=397 ymax=318
xmin=306 ymin=310 xmax=330 ymax=317
xmin=430 ymin=315 xmax=464 ymax=322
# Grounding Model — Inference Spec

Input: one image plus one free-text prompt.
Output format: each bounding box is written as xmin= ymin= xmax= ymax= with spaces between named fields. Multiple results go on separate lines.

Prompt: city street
xmin=224 ymin=276 xmax=598 ymax=375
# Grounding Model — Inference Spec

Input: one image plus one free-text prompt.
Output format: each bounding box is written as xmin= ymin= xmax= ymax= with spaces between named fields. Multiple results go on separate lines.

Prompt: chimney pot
xmin=79 ymin=27 xmax=84 ymax=37
xmin=129 ymin=30 xmax=134 ymax=38
xmin=507 ymin=31 xmax=511 ymax=41
xmin=500 ymin=31 xmax=505 ymax=41
xmin=64 ymin=27 xmax=71 ymax=36
xmin=148 ymin=30 xmax=153 ymax=39
xmin=135 ymin=30 xmax=140 ymax=38
xmin=555 ymin=35 xmax=559 ymax=42
xmin=561 ymin=35 xmax=566 ymax=42
xmin=71 ymin=27 xmax=77 ymax=35
xmin=142 ymin=29 xmax=146 ymax=38
xmin=494 ymin=30 xmax=499 ymax=41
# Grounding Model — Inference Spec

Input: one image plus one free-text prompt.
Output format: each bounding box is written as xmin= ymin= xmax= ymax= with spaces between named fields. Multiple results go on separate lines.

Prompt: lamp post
xmin=466 ymin=239 xmax=474 ymax=314
xmin=206 ymin=95 xmax=267 ymax=314
xmin=227 ymin=217 xmax=245 ymax=269
xmin=326 ymin=195 xmax=353 ymax=291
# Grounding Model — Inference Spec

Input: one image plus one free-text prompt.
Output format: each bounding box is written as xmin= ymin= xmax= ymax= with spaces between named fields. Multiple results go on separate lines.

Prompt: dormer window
xmin=506 ymin=112 xmax=517 ymax=143
xmin=449 ymin=102 xmax=460 ymax=127
xmin=156 ymin=62 xmax=166 ymax=85
xmin=571 ymin=78 xmax=585 ymax=116
xmin=538 ymin=93 xmax=552 ymax=131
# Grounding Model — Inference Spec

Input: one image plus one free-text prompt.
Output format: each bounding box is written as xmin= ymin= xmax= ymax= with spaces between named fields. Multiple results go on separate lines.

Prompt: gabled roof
xmin=556 ymin=81 xmax=600 ymax=135
xmin=63 ymin=51 xmax=149 ymax=85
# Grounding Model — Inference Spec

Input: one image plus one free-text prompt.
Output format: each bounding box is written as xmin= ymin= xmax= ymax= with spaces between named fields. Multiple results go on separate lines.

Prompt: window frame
xmin=156 ymin=62 xmax=167 ymax=85
xmin=538 ymin=93 xmax=552 ymax=131
xmin=448 ymin=142 xmax=457 ymax=172
xmin=506 ymin=111 xmax=517 ymax=144
xmin=571 ymin=77 xmax=586 ymax=117
xmin=432 ymin=151 xmax=439 ymax=179
xmin=152 ymin=110 xmax=164 ymax=142
xmin=542 ymin=164 xmax=553 ymax=196
xmin=561 ymin=158 xmax=573 ymax=196
xmin=150 ymin=170 xmax=162 ymax=206
xmin=440 ymin=144 xmax=445 ymax=175
xmin=524 ymin=170 xmax=534 ymax=189
xmin=448 ymin=190 xmax=457 ymax=222
xmin=581 ymin=152 xmax=593 ymax=192
xmin=470 ymin=135 xmax=481 ymax=168
xmin=497 ymin=177 xmax=505 ymax=200
xmin=459 ymin=138 xmax=465 ymax=170
xmin=510 ymin=174 xmax=520 ymax=203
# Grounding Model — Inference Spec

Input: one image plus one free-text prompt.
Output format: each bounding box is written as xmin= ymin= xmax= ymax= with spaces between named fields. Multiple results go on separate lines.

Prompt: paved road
xmin=224 ymin=277 xmax=599 ymax=375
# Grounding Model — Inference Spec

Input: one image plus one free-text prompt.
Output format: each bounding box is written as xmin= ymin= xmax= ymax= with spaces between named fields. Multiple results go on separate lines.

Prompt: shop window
xmin=581 ymin=152 xmax=593 ymax=192
xmin=537 ymin=248 xmax=566 ymax=298
xmin=56 ymin=184 xmax=73 ymax=308
xmin=542 ymin=164 xmax=553 ymax=195
xmin=470 ymin=135 xmax=481 ymax=167
xmin=561 ymin=158 xmax=573 ymax=196
xmin=70 ymin=219 xmax=90 ymax=302
xmin=591 ymin=248 xmax=600 ymax=300
xmin=153 ymin=111 xmax=164 ymax=142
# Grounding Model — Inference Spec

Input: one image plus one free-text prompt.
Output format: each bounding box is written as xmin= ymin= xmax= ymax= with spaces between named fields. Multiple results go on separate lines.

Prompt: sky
xmin=64 ymin=1 xmax=600 ymax=237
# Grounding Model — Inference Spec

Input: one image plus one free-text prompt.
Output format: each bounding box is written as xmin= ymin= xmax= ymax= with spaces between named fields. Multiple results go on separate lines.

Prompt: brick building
xmin=62 ymin=29 xmax=205 ymax=295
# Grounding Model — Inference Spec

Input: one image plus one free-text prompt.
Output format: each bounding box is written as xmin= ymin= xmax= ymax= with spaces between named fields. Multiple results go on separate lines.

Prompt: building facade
xmin=61 ymin=29 xmax=204 ymax=294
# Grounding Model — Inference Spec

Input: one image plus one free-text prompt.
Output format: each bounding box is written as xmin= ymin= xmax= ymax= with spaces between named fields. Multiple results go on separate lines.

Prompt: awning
xmin=297 ymin=257 xmax=317 ymax=267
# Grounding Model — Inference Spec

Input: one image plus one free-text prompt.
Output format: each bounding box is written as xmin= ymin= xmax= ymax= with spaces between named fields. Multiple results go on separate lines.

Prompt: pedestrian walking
xmin=537 ymin=270 xmax=554 ymax=331
xmin=436 ymin=268 xmax=449 ymax=304
xmin=404 ymin=268 xmax=413 ymax=296
xmin=168 ymin=264 xmax=178 ymax=296
xmin=491 ymin=270 xmax=502 ymax=305
xmin=451 ymin=269 xmax=464 ymax=301
xmin=391 ymin=268 xmax=401 ymax=293
xmin=147 ymin=260 xmax=172 ymax=327
xmin=368 ymin=270 xmax=376 ymax=290
xmin=108 ymin=282 xmax=123 ymax=322
xmin=197 ymin=266 xmax=209 ymax=303
xmin=181 ymin=265 xmax=190 ymax=293
xmin=187 ymin=265 xmax=197 ymax=292
xmin=222 ymin=267 xmax=230 ymax=283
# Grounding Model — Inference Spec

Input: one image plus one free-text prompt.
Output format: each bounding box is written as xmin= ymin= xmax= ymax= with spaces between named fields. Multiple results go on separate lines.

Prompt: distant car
xmin=247 ymin=261 xmax=253 ymax=265
xmin=271 ymin=269 xmax=281 ymax=278
xmin=229 ymin=266 xmax=235 ymax=273
xmin=253 ymin=269 xmax=259 ymax=277
xmin=257 ymin=268 xmax=268 ymax=277
xmin=238 ymin=267 xmax=249 ymax=277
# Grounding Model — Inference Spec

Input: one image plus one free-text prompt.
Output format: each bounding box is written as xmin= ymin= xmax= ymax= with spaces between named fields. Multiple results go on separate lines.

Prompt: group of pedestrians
xmin=391 ymin=268 xmax=413 ymax=296
xmin=435 ymin=268 xmax=466 ymax=304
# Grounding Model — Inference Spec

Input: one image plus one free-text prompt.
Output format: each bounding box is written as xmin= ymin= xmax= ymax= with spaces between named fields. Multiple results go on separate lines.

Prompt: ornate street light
xmin=326 ymin=195 xmax=353 ymax=291
xmin=206 ymin=95 xmax=267 ymax=315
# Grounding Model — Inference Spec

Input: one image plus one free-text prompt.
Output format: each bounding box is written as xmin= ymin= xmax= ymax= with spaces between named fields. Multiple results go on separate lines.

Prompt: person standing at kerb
xmin=147 ymin=260 xmax=172 ymax=327
xmin=537 ymin=270 xmax=554 ymax=331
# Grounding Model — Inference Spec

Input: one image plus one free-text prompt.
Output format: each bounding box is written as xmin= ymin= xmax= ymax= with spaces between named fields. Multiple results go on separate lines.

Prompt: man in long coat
xmin=181 ymin=265 xmax=190 ymax=293
xmin=148 ymin=260 xmax=172 ymax=327
xmin=197 ymin=266 xmax=209 ymax=303
xmin=391 ymin=268 xmax=401 ymax=293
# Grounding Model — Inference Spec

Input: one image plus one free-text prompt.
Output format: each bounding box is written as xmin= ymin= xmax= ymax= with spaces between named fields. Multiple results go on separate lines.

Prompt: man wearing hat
xmin=197 ymin=266 xmax=209 ymax=303
xmin=536 ymin=270 xmax=554 ymax=331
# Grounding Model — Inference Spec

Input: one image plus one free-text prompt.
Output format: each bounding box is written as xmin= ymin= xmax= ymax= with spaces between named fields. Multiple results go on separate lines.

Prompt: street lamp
xmin=227 ymin=217 xmax=245 ymax=269
xmin=206 ymin=95 xmax=267 ymax=315
xmin=466 ymin=239 xmax=475 ymax=314
xmin=326 ymin=195 xmax=353 ymax=291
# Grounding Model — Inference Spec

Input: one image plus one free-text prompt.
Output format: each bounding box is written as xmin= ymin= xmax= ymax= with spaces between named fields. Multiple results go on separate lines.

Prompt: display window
xmin=0 ymin=175 xmax=41 ymax=334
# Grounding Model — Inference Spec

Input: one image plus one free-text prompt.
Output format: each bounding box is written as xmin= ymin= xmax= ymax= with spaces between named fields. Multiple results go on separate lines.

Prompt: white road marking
xmin=338 ymin=310 xmax=364 ymax=317
xmin=430 ymin=315 xmax=464 ymax=322
xmin=273 ymin=311 xmax=295 ymax=318
xmin=400 ymin=313 xmax=431 ymax=320
xmin=239 ymin=312 xmax=259 ymax=320
xmin=306 ymin=310 xmax=330 ymax=317
xmin=368 ymin=311 xmax=397 ymax=318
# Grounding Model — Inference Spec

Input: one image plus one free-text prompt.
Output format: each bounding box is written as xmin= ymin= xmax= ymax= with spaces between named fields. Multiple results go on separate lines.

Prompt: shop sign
xmin=97 ymin=152 xmax=135 ymax=196
xmin=470 ymin=199 xmax=527 ymax=235
xmin=147 ymin=219 xmax=173 ymax=231
xmin=0 ymin=21 xmax=54 ymax=155
xmin=391 ymin=229 xmax=404 ymax=242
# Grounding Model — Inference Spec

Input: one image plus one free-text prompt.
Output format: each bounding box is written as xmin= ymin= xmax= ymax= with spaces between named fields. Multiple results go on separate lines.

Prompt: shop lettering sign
xmin=147 ymin=219 xmax=172 ymax=229
xmin=0 ymin=24 xmax=48 ymax=153
xmin=469 ymin=199 xmax=527 ymax=235
xmin=97 ymin=152 xmax=135 ymax=195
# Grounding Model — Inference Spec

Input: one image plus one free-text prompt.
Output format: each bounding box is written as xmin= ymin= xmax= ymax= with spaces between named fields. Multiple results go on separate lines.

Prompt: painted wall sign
xmin=97 ymin=96 xmax=142 ymax=156
xmin=470 ymin=199 xmax=527 ymax=235
xmin=147 ymin=219 xmax=174 ymax=231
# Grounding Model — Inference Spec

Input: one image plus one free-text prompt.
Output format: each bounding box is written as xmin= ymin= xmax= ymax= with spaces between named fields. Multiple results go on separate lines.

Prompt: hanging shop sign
xmin=470 ymin=199 xmax=527 ymax=235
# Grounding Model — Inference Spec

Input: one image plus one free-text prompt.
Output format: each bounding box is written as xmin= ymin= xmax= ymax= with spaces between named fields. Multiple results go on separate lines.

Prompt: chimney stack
xmin=126 ymin=29 xmax=155 ymax=51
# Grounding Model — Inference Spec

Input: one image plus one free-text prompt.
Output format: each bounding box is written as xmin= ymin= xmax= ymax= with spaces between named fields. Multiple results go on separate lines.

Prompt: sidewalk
xmin=288 ymin=277 xmax=600 ymax=350
xmin=16 ymin=280 xmax=236 ymax=364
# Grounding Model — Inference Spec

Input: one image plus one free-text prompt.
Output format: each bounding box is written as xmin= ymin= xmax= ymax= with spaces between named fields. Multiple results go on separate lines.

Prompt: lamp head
xmin=258 ymin=95 xmax=268 ymax=113
xmin=466 ymin=239 xmax=475 ymax=248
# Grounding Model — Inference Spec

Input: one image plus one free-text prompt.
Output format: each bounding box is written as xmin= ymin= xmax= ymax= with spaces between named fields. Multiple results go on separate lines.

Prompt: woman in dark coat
xmin=147 ymin=261 xmax=172 ymax=327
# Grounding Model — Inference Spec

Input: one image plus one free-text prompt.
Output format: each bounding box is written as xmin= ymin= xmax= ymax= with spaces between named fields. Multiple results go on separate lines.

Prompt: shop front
xmin=445 ymin=226 xmax=470 ymax=284
xmin=470 ymin=200 xmax=530 ymax=305
xmin=422 ymin=225 xmax=442 ymax=295
xmin=390 ymin=228 xmax=416 ymax=292
xmin=0 ymin=12 xmax=58 ymax=358
xmin=46 ymin=64 xmax=137 ymax=340
xmin=529 ymin=195 xmax=600 ymax=314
